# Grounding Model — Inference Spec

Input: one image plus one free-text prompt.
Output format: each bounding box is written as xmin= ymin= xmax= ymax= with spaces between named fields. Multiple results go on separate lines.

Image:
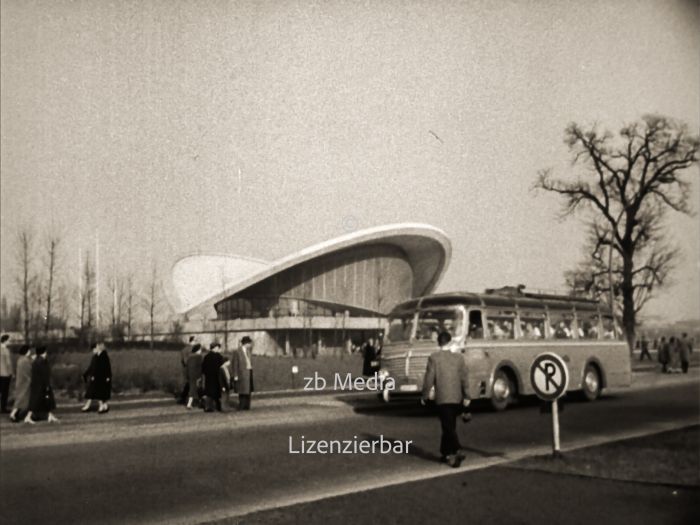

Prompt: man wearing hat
xmin=232 ymin=336 xmax=254 ymax=410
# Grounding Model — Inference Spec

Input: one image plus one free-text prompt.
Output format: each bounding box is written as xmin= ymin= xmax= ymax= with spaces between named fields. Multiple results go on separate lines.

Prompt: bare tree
xmin=15 ymin=227 xmax=35 ymax=342
xmin=125 ymin=272 xmax=136 ymax=341
xmin=55 ymin=282 xmax=71 ymax=339
xmin=80 ymin=252 xmax=95 ymax=340
xmin=144 ymin=263 xmax=161 ymax=350
xmin=108 ymin=272 xmax=125 ymax=337
xmin=0 ymin=295 xmax=22 ymax=332
xmin=43 ymin=231 xmax=61 ymax=336
xmin=565 ymin=223 xmax=678 ymax=314
xmin=536 ymin=115 xmax=699 ymax=348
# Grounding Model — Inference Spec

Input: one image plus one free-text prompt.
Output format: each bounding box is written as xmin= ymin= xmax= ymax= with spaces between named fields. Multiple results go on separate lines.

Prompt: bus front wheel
xmin=490 ymin=369 xmax=515 ymax=411
xmin=581 ymin=364 xmax=601 ymax=401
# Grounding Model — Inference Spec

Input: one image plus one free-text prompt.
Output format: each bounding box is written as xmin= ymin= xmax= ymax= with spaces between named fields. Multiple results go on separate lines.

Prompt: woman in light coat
xmin=185 ymin=344 xmax=203 ymax=409
xmin=9 ymin=345 xmax=33 ymax=422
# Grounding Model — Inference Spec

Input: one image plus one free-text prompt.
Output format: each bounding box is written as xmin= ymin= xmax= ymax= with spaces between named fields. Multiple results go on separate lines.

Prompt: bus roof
xmin=389 ymin=287 xmax=609 ymax=316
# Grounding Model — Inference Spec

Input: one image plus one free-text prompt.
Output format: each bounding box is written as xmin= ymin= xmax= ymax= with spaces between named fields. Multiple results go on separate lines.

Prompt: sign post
xmin=530 ymin=353 xmax=569 ymax=457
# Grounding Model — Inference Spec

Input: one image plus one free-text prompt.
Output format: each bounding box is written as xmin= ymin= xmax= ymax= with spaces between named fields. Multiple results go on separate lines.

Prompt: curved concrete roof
xmin=169 ymin=223 xmax=451 ymax=315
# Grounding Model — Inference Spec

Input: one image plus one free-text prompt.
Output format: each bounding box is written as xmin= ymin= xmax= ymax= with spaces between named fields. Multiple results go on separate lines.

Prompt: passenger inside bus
xmin=487 ymin=317 xmax=515 ymax=339
xmin=467 ymin=310 xmax=483 ymax=339
xmin=521 ymin=321 xmax=543 ymax=339
xmin=554 ymin=321 xmax=573 ymax=339
xmin=602 ymin=316 xmax=620 ymax=339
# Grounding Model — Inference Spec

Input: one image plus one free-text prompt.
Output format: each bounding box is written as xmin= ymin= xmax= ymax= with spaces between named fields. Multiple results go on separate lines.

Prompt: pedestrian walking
xmin=679 ymin=332 xmax=692 ymax=374
xmin=421 ymin=331 xmax=471 ymax=468
xmin=9 ymin=345 xmax=33 ymax=422
xmin=668 ymin=336 xmax=681 ymax=373
xmin=201 ymin=342 xmax=225 ymax=412
xmin=639 ymin=335 xmax=652 ymax=361
xmin=232 ymin=336 xmax=254 ymax=410
xmin=185 ymin=343 xmax=203 ymax=409
xmin=658 ymin=336 xmax=670 ymax=373
xmin=178 ymin=336 xmax=196 ymax=404
xmin=219 ymin=350 xmax=233 ymax=412
xmin=81 ymin=342 xmax=112 ymax=414
xmin=362 ymin=337 xmax=380 ymax=376
xmin=24 ymin=346 xmax=58 ymax=424
xmin=0 ymin=334 xmax=13 ymax=413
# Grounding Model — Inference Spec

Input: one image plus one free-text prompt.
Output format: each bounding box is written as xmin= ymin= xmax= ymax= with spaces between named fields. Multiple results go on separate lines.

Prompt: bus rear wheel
xmin=581 ymin=364 xmax=601 ymax=401
xmin=490 ymin=369 xmax=516 ymax=411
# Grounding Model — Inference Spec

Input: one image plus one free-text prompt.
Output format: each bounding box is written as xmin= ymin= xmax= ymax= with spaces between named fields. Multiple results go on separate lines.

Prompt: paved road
xmin=0 ymin=373 xmax=698 ymax=525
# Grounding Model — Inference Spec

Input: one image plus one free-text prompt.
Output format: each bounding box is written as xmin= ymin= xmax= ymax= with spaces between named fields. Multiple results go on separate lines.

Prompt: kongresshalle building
xmin=168 ymin=224 xmax=451 ymax=355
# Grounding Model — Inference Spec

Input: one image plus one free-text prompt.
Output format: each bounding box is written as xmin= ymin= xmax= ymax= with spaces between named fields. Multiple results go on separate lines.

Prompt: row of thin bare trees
xmin=2 ymin=226 xmax=165 ymax=348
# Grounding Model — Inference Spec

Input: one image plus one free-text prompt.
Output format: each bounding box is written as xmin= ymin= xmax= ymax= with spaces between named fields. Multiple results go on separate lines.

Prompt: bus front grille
xmin=383 ymin=354 xmax=429 ymax=382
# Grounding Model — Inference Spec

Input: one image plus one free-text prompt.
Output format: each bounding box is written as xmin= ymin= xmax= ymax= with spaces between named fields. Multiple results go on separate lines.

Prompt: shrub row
xmin=49 ymin=349 xmax=364 ymax=398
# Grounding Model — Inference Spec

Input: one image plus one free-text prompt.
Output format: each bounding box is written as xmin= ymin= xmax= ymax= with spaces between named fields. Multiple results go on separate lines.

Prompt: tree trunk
xmin=150 ymin=308 xmax=155 ymax=350
xmin=621 ymin=252 xmax=636 ymax=353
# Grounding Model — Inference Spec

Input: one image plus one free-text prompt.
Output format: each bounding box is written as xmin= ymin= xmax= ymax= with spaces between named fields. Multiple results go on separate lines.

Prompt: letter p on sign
xmin=530 ymin=353 xmax=569 ymax=401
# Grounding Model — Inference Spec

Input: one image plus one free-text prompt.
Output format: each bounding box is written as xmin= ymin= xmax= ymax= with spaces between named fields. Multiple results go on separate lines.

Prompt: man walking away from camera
xmin=232 ymin=336 xmax=254 ymax=410
xmin=421 ymin=331 xmax=471 ymax=468
xmin=0 ymin=334 xmax=13 ymax=413
xmin=680 ymin=332 xmax=692 ymax=374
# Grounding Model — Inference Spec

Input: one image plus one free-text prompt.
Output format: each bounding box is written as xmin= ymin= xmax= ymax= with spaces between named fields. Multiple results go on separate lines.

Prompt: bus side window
xmin=601 ymin=316 xmax=620 ymax=339
xmin=520 ymin=314 xmax=545 ymax=339
xmin=548 ymin=311 xmax=574 ymax=339
xmin=487 ymin=314 xmax=515 ymax=340
xmin=578 ymin=314 xmax=600 ymax=340
xmin=468 ymin=310 xmax=484 ymax=339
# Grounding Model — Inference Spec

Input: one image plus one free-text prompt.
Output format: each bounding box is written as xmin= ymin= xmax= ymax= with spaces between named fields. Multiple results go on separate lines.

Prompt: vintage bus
xmin=378 ymin=287 xmax=630 ymax=410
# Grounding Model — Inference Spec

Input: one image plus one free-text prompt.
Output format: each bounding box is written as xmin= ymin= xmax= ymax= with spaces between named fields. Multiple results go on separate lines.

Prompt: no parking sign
xmin=530 ymin=352 xmax=569 ymax=456
xmin=530 ymin=353 xmax=569 ymax=401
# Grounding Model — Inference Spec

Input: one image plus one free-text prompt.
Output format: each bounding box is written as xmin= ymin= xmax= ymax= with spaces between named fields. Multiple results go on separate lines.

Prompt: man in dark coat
xmin=421 ymin=331 xmax=470 ymax=468
xmin=24 ymin=346 xmax=58 ymax=424
xmin=232 ymin=336 xmax=254 ymax=410
xmin=362 ymin=337 xmax=380 ymax=377
xmin=657 ymin=336 xmax=670 ymax=373
xmin=81 ymin=342 xmax=112 ymax=414
xmin=201 ymin=342 xmax=225 ymax=412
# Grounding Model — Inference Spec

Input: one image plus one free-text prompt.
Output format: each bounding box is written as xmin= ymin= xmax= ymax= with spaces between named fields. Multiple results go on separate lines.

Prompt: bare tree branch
xmin=540 ymin=115 xmax=698 ymax=348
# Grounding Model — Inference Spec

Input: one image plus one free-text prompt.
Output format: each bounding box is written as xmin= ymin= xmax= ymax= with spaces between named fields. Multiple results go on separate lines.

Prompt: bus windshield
xmin=387 ymin=314 xmax=415 ymax=342
xmin=415 ymin=308 xmax=465 ymax=342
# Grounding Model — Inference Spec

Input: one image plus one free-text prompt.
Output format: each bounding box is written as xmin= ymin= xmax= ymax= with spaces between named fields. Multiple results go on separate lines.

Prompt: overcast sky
xmin=1 ymin=0 xmax=698 ymax=322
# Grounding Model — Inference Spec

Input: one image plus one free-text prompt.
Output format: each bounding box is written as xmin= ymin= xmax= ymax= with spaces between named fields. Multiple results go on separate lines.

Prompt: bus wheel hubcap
xmin=585 ymin=371 xmax=598 ymax=392
xmin=493 ymin=378 xmax=509 ymax=399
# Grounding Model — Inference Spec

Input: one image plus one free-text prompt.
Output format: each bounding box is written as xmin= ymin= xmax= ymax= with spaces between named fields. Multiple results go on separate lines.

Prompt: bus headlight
xmin=428 ymin=386 xmax=435 ymax=400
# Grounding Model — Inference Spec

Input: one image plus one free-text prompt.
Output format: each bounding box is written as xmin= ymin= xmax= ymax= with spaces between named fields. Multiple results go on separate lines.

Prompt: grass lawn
xmin=509 ymin=425 xmax=700 ymax=486
xmin=50 ymin=349 xmax=365 ymax=397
